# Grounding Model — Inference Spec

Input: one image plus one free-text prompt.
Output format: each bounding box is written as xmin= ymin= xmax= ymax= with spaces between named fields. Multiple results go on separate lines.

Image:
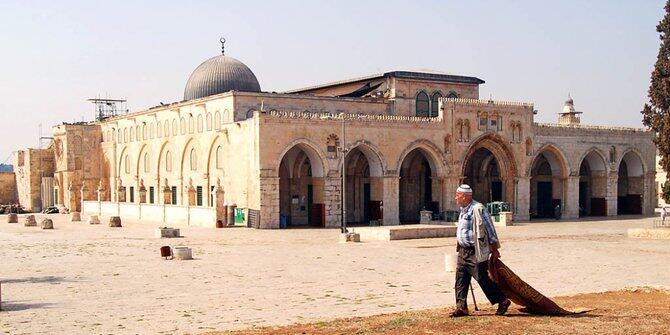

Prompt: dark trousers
xmin=455 ymin=246 xmax=506 ymax=310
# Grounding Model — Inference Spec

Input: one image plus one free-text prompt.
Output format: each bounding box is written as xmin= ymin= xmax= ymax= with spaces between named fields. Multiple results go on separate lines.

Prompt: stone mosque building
xmin=11 ymin=43 xmax=657 ymax=228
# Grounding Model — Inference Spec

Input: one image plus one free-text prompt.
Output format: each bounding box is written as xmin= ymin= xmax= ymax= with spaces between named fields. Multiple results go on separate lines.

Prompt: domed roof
xmin=183 ymin=54 xmax=261 ymax=101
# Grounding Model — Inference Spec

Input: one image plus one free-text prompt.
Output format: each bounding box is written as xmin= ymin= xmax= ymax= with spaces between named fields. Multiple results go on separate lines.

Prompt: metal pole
xmin=341 ymin=114 xmax=347 ymax=234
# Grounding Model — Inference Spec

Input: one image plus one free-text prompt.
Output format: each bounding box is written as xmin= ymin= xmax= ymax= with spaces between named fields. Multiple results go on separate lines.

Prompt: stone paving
xmin=0 ymin=214 xmax=669 ymax=335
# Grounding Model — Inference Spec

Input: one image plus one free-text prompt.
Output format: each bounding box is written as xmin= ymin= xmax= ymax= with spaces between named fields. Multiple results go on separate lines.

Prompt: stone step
xmin=354 ymin=224 xmax=457 ymax=241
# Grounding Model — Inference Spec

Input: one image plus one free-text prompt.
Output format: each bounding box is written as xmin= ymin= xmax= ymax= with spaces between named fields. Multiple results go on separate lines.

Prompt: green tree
xmin=642 ymin=1 xmax=670 ymax=188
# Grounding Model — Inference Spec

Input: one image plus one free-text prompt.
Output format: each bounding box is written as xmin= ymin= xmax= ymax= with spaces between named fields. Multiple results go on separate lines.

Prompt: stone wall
xmin=14 ymin=148 xmax=55 ymax=212
xmin=0 ymin=172 xmax=18 ymax=204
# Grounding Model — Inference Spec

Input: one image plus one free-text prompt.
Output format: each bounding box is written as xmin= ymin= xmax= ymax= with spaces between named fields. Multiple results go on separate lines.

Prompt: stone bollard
xmin=109 ymin=216 xmax=122 ymax=228
xmin=155 ymin=227 xmax=181 ymax=238
xmin=7 ymin=213 xmax=18 ymax=223
xmin=41 ymin=218 xmax=54 ymax=229
xmin=87 ymin=215 xmax=100 ymax=225
xmin=71 ymin=212 xmax=81 ymax=222
xmin=24 ymin=215 xmax=37 ymax=227
xmin=338 ymin=232 xmax=361 ymax=243
xmin=419 ymin=210 xmax=433 ymax=224
xmin=173 ymin=246 xmax=193 ymax=260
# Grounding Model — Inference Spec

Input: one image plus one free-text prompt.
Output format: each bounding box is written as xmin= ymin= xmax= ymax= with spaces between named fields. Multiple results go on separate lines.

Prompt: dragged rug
xmin=488 ymin=258 xmax=591 ymax=315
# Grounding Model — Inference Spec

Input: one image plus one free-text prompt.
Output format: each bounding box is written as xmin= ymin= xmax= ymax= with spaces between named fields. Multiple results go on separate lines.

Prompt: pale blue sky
xmin=0 ymin=0 xmax=665 ymax=162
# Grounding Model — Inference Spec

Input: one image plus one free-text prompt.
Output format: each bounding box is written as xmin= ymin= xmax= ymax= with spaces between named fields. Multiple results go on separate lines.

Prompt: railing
xmin=535 ymin=122 xmax=649 ymax=132
xmin=82 ymin=200 xmax=217 ymax=228
xmin=265 ymin=110 xmax=443 ymax=123
xmin=443 ymin=97 xmax=534 ymax=108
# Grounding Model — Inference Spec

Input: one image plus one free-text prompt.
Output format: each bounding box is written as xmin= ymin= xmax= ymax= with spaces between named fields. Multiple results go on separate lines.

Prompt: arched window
xmin=157 ymin=121 xmax=162 ymax=138
xmin=141 ymin=124 xmax=147 ymax=140
xmin=216 ymin=146 xmax=223 ymax=169
xmin=214 ymin=111 xmax=221 ymax=130
xmin=165 ymin=151 xmax=172 ymax=172
xmin=144 ymin=153 xmax=150 ymax=173
xmin=180 ymin=117 xmax=186 ymax=135
xmin=136 ymin=126 xmax=140 ymax=140
xmin=447 ymin=91 xmax=459 ymax=99
xmin=189 ymin=148 xmax=197 ymax=171
xmin=430 ymin=92 xmax=442 ymax=117
xmin=197 ymin=115 xmax=203 ymax=132
xmin=130 ymin=128 xmax=134 ymax=142
xmin=150 ymin=123 xmax=155 ymax=139
xmin=123 ymin=128 xmax=128 ymax=143
xmin=164 ymin=121 xmax=169 ymax=137
xmin=117 ymin=131 xmax=122 ymax=143
xmin=172 ymin=119 xmax=178 ymax=136
xmin=188 ymin=115 xmax=194 ymax=134
xmin=124 ymin=155 xmax=130 ymax=174
xmin=206 ymin=113 xmax=212 ymax=130
xmin=415 ymin=91 xmax=429 ymax=117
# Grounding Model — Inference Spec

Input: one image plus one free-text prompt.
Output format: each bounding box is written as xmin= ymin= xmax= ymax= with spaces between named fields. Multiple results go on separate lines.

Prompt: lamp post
xmin=340 ymin=113 xmax=348 ymax=234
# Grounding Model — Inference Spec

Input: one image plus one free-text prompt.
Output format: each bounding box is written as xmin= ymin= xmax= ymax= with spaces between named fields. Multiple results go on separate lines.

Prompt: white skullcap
xmin=456 ymin=184 xmax=473 ymax=194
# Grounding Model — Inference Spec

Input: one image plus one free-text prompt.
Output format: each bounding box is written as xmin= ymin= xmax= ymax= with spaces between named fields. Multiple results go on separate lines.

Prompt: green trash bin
xmin=234 ymin=208 xmax=245 ymax=224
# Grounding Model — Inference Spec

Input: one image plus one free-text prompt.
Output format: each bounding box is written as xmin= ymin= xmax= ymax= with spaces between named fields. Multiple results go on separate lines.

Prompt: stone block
xmin=41 ymin=218 xmax=54 ymax=229
xmin=495 ymin=211 xmax=514 ymax=227
xmin=109 ymin=216 xmax=122 ymax=227
xmin=155 ymin=227 xmax=181 ymax=238
xmin=24 ymin=215 xmax=37 ymax=226
xmin=71 ymin=212 xmax=81 ymax=222
xmin=173 ymin=246 xmax=193 ymax=260
xmin=7 ymin=213 xmax=18 ymax=223
xmin=87 ymin=215 xmax=100 ymax=225
xmin=419 ymin=210 xmax=433 ymax=224
xmin=338 ymin=232 xmax=360 ymax=243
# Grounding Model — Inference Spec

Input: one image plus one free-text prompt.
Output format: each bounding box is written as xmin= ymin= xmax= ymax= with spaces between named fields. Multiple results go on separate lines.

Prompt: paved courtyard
xmin=1 ymin=214 xmax=669 ymax=335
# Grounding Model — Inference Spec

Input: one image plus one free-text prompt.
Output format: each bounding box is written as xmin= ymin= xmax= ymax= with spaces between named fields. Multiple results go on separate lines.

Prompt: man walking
xmin=451 ymin=184 xmax=511 ymax=317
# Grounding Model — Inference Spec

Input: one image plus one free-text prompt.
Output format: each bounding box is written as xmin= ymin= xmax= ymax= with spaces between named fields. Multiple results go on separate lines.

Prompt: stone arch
xmin=117 ymin=146 xmax=130 ymax=176
xmin=276 ymin=139 xmax=327 ymax=178
xmin=461 ymin=133 xmax=518 ymax=206
xmin=278 ymin=139 xmax=328 ymax=227
xmin=395 ymin=139 xmax=446 ymax=177
xmin=577 ymin=148 xmax=609 ymax=216
xmin=345 ymin=141 xmax=387 ymax=177
xmin=617 ymin=148 xmax=646 ymax=215
xmin=528 ymin=143 xmax=570 ymax=218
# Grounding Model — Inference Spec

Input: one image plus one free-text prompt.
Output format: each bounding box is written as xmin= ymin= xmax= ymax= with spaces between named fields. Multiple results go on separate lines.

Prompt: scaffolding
xmin=87 ymin=98 xmax=128 ymax=121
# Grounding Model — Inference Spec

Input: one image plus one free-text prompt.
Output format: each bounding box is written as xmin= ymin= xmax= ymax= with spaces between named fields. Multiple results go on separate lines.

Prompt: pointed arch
xmin=396 ymin=139 xmax=446 ymax=177
xmin=276 ymin=139 xmax=328 ymax=178
xmin=415 ymin=91 xmax=430 ymax=117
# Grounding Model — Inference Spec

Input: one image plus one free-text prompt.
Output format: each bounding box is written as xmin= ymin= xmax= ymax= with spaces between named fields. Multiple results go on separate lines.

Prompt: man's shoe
xmin=449 ymin=308 xmax=469 ymax=317
xmin=496 ymin=299 xmax=511 ymax=315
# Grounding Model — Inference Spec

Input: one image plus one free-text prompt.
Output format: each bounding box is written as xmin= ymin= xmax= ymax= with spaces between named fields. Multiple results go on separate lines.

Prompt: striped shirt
xmin=456 ymin=200 xmax=499 ymax=247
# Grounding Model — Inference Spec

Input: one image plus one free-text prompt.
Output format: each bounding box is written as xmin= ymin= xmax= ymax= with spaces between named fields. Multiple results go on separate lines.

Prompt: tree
xmin=642 ymin=1 xmax=670 ymax=184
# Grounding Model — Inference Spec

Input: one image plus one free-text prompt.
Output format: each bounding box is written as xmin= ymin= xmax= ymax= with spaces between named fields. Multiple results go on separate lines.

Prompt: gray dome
xmin=183 ymin=54 xmax=261 ymax=100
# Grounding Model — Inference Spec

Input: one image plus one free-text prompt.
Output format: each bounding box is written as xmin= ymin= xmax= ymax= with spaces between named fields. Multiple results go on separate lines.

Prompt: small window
xmin=189 ymin=115 xmax=194 ymax=134
xmin=447 ymin=91 xmax=459 ymax=99
xmin=197 ymin=115 xmax=203 ymax=132
xmin=489 ymin=118 xmax=497 ymax=130
xmin=129 ymin=186 xmax=135 ymax=203
xmin=206 ymin=113 xmax=212 ymax=130
xmin=415 ymin=91 xmax=430 ymax=117
xmin=171 ymin=186 xmax=177 ymax=205
xmin=215 ymin=111 xmax=221 ymax=130
xmin=149 ymin=186 xmax=155 ymax=204
xmin=124 ymin=155 xmax=130 ymax=174
xmin=164 ymin=121 xmax=169 ymax=137
xmin=165 ymin=151 xmax=172 ymax=172
xmin=479 ymin=115 xmax=488 ymax=130
xmin=196 ymin=186 xmax=203 ymax=206
xmin=190 ymin=149 xmax=197 ymax=171
xmin=216 ymin=146 xmax=223 ymax=169
xmin=172 ymin=119 xmax=178 ymax=136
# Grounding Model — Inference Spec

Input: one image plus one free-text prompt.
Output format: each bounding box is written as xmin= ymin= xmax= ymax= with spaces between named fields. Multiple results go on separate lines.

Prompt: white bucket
xmin=445 ymin=252 xmax=458 ymax=272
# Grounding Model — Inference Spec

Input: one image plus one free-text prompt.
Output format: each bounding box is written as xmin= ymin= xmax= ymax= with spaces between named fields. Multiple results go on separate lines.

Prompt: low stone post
xmin=23 ymin=215 xmax=36 ymax=226
xmin=419 ymin=210 xmax=433 ymax=224
xmin=7 ymin=213 xmax=18 ymax=223
xmin=109 ymin=216 xmax=122 ymax=227
xmin=71 ymin=212 xmax=81 ymax=222
xmin=87 ymin=215 xmax=101 ymax=225
xmin=41 ymin=218 xmax=54 ymax=229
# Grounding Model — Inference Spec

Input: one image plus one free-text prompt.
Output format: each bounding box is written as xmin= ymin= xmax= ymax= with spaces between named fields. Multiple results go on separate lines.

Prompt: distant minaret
xmin=558 ymin=94 xmax=582 ymax=125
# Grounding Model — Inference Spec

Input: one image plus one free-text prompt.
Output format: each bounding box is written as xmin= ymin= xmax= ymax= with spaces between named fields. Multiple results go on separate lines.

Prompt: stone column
xmin=382 ymin=175 xmax=399 ymax=225
xmin=117 ymin=185 xmax=126 ymax=203
xmin=162 ymin=185 xmax=172 ymax=205
xmin=97 ymin=181 xmax=106 ymax=202
xmin=212 ymin=184 xmax=225 ymax=223
xmin=324 ymin=174 xmax=342 ymax=228
xmin=563 ymin=176 xmax=580 ymax=219
xmin=645 ymin=171 xmax=656 ymax=215
xmin=442 ymin=176 xmax=462 ymax=212
xmin=68 ymin=184 xmax=80 ymax=212
xmin=187 ymin=185 xmax=196 ymax=206
xmin=515 ymin=177 xmax=530 ymax=221
xmin=606 ymin=171 xmax=618 ymax=216
xmin=259 ymin=175 xmax=279 ymax=229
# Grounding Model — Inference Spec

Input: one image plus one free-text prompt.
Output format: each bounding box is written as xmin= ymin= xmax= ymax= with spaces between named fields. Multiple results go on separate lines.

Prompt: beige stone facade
xmin=13 ymin=52 xmax=657 ymax=227
xmin=0 ymin=172 xmax=18 ymax=204
xmin=13 ymin=148 xmax=54 ymax=211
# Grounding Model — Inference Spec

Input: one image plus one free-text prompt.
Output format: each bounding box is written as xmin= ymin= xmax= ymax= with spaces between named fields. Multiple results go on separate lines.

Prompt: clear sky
xmin=0 ymin=0 xmax=665 ymax=163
